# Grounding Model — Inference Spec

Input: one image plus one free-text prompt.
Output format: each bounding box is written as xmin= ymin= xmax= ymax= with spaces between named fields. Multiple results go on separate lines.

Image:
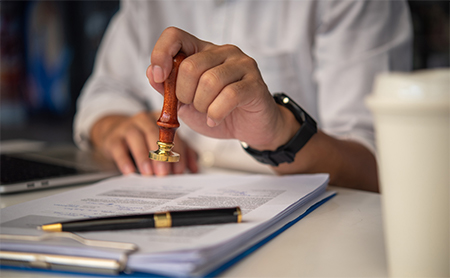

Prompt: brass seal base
xmin=149 ymin=141 xmax=180 ymax=162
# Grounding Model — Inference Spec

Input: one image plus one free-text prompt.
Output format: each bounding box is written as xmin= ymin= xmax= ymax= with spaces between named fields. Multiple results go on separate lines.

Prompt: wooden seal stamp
xmin=149 ymin=52 xmax=186 ymax=162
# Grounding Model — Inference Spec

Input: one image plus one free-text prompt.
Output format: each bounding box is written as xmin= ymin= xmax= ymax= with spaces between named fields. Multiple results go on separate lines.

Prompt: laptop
xmin=0 ymin=142 xmax=120 ymax=194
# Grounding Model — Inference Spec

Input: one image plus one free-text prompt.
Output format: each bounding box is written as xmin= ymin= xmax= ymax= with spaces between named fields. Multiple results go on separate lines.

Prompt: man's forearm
xmin=273 ymin=130 xmax=379 ymax=192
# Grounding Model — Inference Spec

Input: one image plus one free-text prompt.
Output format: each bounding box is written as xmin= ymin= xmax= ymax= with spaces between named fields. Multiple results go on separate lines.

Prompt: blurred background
xmin=1 ymin=0 xmax=449 ymax=144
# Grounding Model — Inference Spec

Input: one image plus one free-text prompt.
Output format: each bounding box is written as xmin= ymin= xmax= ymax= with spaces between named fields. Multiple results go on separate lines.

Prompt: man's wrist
xmin=249 ymin=105 xmax=301 ymax=151
xmin=242 ymin=93 xmax=317 ymax=167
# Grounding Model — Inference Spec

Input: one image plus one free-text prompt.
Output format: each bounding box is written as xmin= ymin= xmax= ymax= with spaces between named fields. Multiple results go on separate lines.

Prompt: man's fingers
xmin=150 ymin=27 xmax=209 ymax=84
xmin=186 ymin=145 xmax=199 ymax=174
xmin=151 ymin=161 xmax=171 ymax=176
xmin=206 ymin=82 xmax=242 ymax=127
xmin=124 ymin=127 xmax=153 ymax=176
xmin=190 ymin=61 xmax=246 ymax=114
xmin=146 ymin=65 xmax=165 ymax=95
xmin=128 ymin=112 xmax=173 ymax=176
xmin=171 ymin=136 xmax=193 ymax=175
xmin=172 ymin=155 xmax=186 ymax=175
xmin=176 ymin=47 xmax=227 ymax=105
xmin=108 ymin=139 xmax=136 ymax=175
xmin=94 ymin=112 xmax=199 ymax=177
xmin=131 ymin=112 xmax=160 ymax=149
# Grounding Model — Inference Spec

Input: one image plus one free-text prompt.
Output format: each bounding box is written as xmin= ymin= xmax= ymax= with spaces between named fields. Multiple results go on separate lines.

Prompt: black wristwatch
xmin=241 ymin=93 xmax=317 ymax=167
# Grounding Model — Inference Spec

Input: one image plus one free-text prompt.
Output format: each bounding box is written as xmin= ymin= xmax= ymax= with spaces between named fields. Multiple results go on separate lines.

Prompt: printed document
xmin=0 ymin=173 xmax=331 ymax=276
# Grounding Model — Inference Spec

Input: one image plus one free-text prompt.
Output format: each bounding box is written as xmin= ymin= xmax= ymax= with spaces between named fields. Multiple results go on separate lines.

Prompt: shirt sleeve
xmin=73 ymin=0 xmax=159 ymax=150
xmin=314 ymin=0 xmax=412 ymax=154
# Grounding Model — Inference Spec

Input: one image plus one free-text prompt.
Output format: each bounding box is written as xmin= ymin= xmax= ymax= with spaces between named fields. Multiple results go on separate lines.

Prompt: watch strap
xmin=242 ymin=93 xmax=317 ymax=166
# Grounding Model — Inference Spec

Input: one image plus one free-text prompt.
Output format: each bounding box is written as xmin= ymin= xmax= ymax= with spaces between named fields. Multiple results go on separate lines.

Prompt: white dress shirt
xmin=74 ymin=0 xmax=412 ymax=173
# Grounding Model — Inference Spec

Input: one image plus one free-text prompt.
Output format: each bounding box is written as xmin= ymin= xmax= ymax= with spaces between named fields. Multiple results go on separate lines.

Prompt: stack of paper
xmin=0 ymin=173 xmax=333 ymax=277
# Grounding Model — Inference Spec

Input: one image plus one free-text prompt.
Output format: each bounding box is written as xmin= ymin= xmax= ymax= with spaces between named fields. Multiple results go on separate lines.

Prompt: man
xmin=74 ymin=0 xmax=412 ymax=192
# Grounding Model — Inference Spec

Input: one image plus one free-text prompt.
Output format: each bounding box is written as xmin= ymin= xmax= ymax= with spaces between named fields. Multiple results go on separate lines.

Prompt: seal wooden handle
xmin=149 ymin=52 xmax=186 ymax=162
xmin=157 ymin=52 xmax=186 ymax=143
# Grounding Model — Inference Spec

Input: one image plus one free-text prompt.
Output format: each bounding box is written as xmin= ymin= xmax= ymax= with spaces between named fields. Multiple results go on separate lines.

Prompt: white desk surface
xmin=0 ymin=174 xmax=387 ymax=278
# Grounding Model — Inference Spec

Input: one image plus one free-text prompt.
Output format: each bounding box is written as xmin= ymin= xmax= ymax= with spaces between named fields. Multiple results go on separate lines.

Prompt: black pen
xmin=39 ymin=207 xmax=242 ymax=232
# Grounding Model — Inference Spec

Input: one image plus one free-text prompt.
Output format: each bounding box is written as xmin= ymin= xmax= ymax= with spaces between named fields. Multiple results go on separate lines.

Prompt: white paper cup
xmin=366 ymin=69 xmax=450 ymax=277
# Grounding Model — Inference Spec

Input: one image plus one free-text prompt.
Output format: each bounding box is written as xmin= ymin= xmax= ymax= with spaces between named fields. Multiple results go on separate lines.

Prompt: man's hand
xmin=146 ymin=27 xmax=378 ymax=192
xmin=90 ymin=111 xmax=198 ymax=176
xmin=146 ymin=27 xmax=296 ymax=151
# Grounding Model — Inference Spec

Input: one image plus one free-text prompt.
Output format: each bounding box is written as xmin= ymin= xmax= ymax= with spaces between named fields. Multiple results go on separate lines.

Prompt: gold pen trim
xmin=153 ymin=212 xmax=172 ymax=228
xmin=236 ymin=207 xmax=242 ymax=223
xmin=40 ymin=223 xmax=62 ymax=232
